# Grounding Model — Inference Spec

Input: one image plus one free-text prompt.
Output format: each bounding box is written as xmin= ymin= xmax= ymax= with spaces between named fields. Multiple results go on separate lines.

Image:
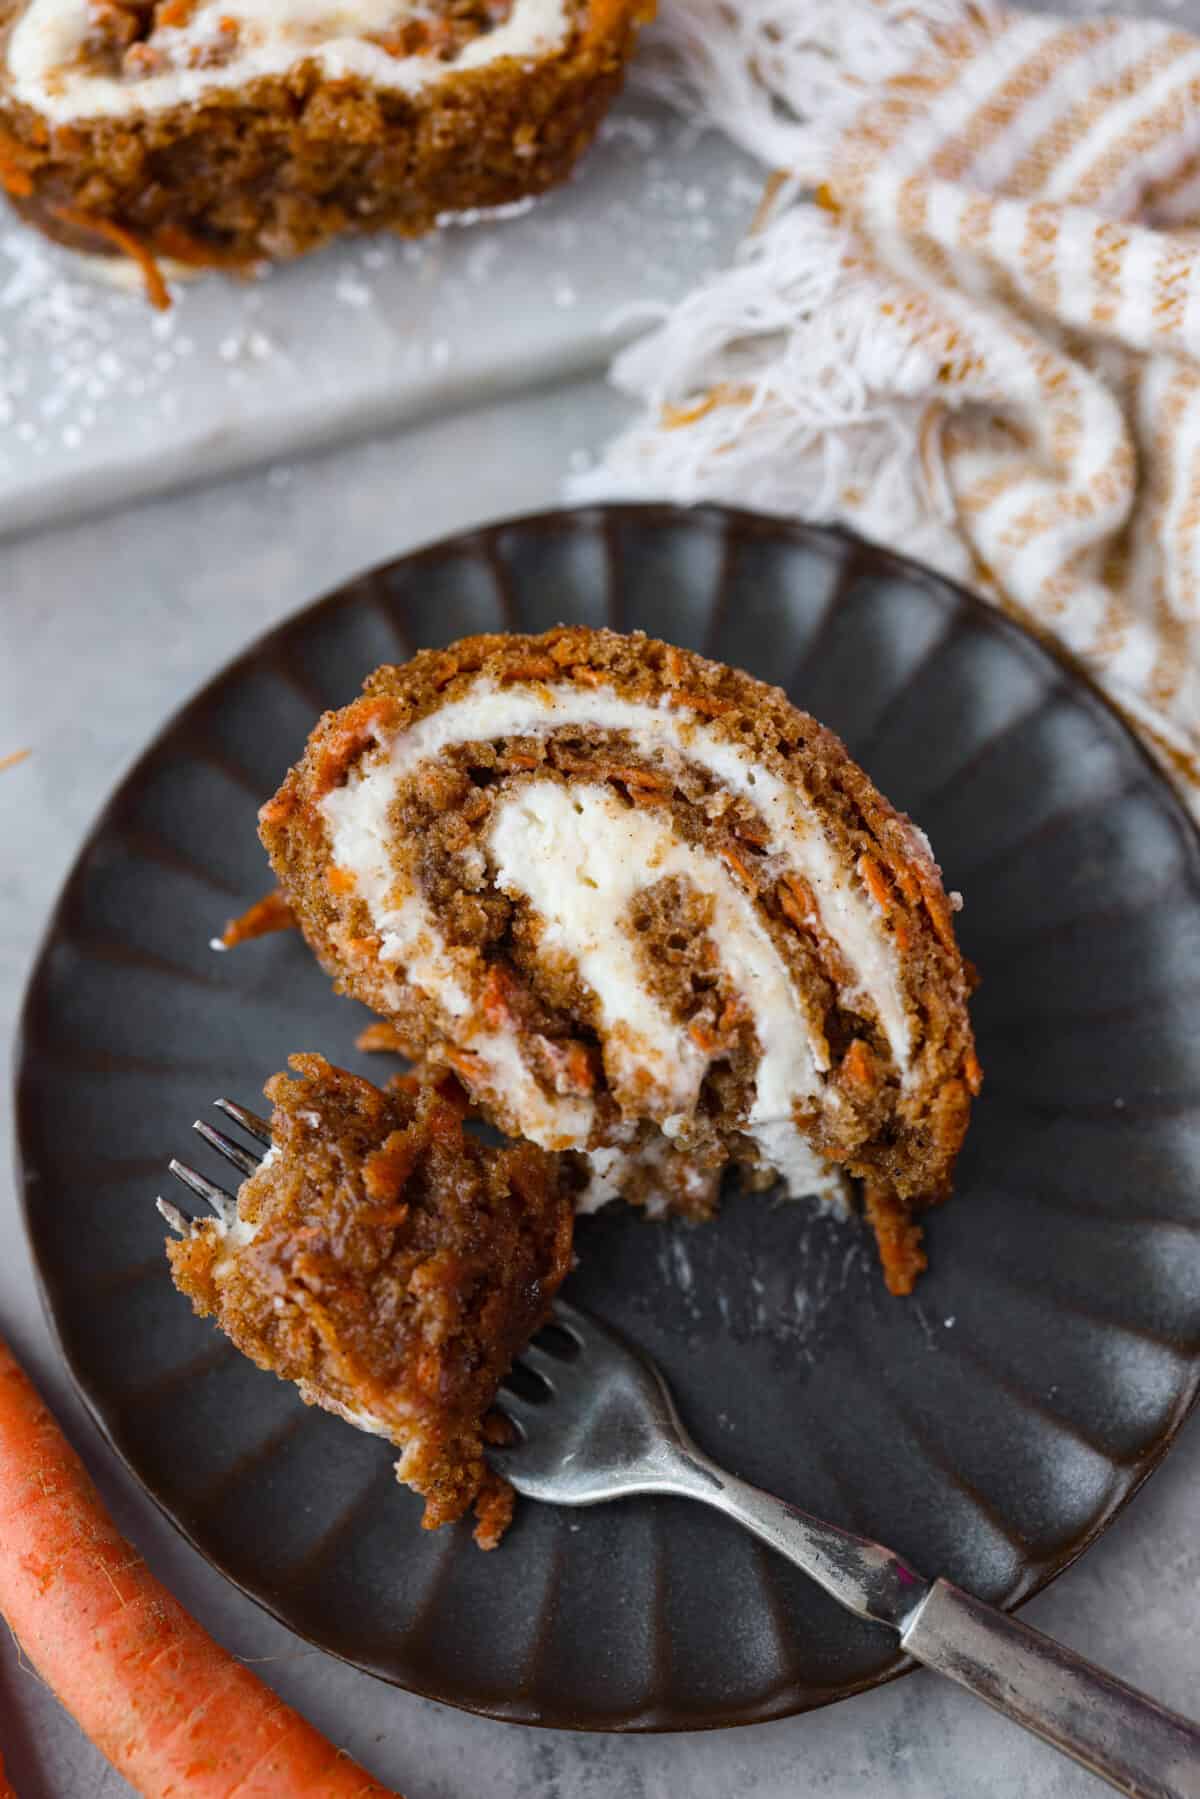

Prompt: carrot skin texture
xmin=0 ymin=1339 xmax=399 ymax=1798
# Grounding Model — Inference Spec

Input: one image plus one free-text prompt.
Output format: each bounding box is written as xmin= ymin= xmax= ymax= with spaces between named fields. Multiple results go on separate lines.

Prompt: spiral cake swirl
xmin=262 ymin=627 xmax=980 ymax=1293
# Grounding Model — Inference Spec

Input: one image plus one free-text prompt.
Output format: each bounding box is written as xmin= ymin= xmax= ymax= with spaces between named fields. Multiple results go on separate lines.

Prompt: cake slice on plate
xmin=166 ymin=1053 xmax=572 ymax=1546
xmin=260 ymin=626 xmax=981 ymax=1294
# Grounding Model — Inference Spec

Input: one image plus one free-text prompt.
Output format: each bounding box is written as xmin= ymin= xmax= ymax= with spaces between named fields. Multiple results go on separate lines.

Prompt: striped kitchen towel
xmin=579 ymin=0 xmax=1200 ymax=811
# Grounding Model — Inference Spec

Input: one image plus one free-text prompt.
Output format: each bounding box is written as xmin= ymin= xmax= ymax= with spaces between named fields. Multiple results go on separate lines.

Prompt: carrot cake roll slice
xmin=260 ymin=627 xmax=981 ymax=1295
xmin=0 ymin=0 xmax=649 ymax=300
xmin=165 ymin=1054 xmax=572 ymax=1546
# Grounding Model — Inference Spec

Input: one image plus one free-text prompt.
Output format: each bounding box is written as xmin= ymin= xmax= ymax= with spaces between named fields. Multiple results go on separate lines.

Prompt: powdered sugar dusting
xmin=0 ymin=99 xmax=756 ymax=533
xmin=0 ymin=229 xmax=220 ymax=465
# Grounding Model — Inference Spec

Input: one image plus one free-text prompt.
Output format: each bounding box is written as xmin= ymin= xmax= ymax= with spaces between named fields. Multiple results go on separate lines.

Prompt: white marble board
xmin=0 ymin=100 xmax=756 ymax=538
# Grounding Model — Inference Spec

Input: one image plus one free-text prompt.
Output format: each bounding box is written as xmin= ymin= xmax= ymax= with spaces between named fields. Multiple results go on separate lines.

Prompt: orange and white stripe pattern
xmin=586 ymin=0 xmax=1200 ymax=806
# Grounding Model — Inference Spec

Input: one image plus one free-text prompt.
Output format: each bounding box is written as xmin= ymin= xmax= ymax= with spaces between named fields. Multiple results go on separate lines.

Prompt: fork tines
xmin=156 ymin=1099 xmax=266 ymax=1237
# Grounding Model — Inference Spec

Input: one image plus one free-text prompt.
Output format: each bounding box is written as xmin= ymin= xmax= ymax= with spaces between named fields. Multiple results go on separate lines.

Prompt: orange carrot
xmin=604 ymin=764 xmax=667 ymax=790
xmin=720 ymin=844 xmax=756 ymax=888
xmin=219 ymin=888 xmax=295 ymax=948
xmin=481 ymin=963 xmax=523 ymax=1027
xmin=310 ymin=697 xmax=397 ymax=798
xmin=344 ymin=935 xmax=381 ymax=961
xmin=559 ymin=759 xmax=667 ymax=791
xmin=52 ymin=207 xmax=171 ymax=311
xmin=562 ymin=1042 xmax=596 ymax=1094
xmin=0 ymin=125 xmax=34 ymax=198
xmin=842 ymin=1038 xmax=877 ymax=1091
xmin=0 ymin=1334 xmax=399 ymax=1797
xmin=362 ymin=1128 xmax=420 ymax=1203
xmin=666 ymin=689 xmax=731 ymax=717
xmin=919 ymin=874 xmax=961 ymax=955
xmin=355 ymin=1021 xmax=414 ymax=1057
xmin=857 ymin=852 xmax=894 ymax=915
xmin=0 ymin=1746 xmax=14 ymax=1799
xmin=776 ymin=878 xmax=812 ymax=934
xmin=154 ymin=0 xmax=196 ymax=26
xmin=443 ymin=1046 xmax=488 ymax=1085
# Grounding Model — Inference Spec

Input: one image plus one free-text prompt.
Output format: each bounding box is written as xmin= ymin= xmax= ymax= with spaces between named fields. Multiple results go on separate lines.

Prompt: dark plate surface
xmin=16 ymin=506 xmax=1200 ymax=1731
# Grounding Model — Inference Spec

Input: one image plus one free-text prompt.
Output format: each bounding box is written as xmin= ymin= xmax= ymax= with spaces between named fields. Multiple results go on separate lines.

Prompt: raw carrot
xmin=0 ymin=1745 xmax=14 ymax=1799
xmin=0 ymin=1334 xmax=400 ymax=1797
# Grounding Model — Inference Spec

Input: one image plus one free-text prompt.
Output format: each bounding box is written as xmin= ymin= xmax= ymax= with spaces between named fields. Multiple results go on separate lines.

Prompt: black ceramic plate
xmin=16 ymin=506 xmax=1200 ymax=1731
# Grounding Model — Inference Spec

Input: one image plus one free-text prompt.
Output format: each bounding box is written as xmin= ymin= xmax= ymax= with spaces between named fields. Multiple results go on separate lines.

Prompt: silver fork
xmin=492 ymin=1302 xmax=1200 ymax=1799
xmin=156 ymin=1097 xmax=270 ymax=1239
xmin=158 ymin=1121 xmax=1200 ymax=1797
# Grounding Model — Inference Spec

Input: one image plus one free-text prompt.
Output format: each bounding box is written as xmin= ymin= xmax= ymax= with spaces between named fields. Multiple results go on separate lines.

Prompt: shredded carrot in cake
xmin=325 ymin=865 xmax=357 ymax=895
xmin=857 ymin=853 xmax=895 ymax=915
xmin=776 ymin=877 xmax=814 ymax=932
xmin=559 ymin=759 xmax=668 ymax=790
xmin=346 ymin=937 xmax=385 ymax=964
xmin=864 ymin=1186 xmax=927 ymax=1297
xmin=310 ymin=696 xmax=398 ymax=798
xmin=776 ymin=873 xmax=848 ymax=983
xmin=154 ymin=0 xmax=197 ymax=26
xmin=919 ymin=875 xmax=960 ymax=955
xmin=964 ymin=1047 xmax=984 ymax=1095
xmin=362 ymin=1129 xmax=420 ymax=1203
xmin=481 ymin=964 xmax=525 ymax=1027
xmin=720 ymin=845 xmax=756 ymax=887
xmin=667 ymin=689 xmax=732 ymax=716
xmin=842 ymin=1038 xmax=877 ymax=1091
xmin=536 ymin=1037 xmax=596 ymax=1095
xmin=356 ymin=1021 xmax=415 ymax=1056
xmin=606 ymin=764 xmax=669 ymax=790
xmin=717 ymin=993 xmax=746 ymax=1036
xmin=0 ymin=158 xmax=31 ymax=198
xmin=357 ymin=1203 xmax=411 ymax=1229
xmin=219 ymin=888 xmax=295 ymax=948
xmin=563 ymin=1043 xmax=595 ymax=1093
xmin=52 ymin=207 xmax=171 ymax=309
xmin=888 ymin=858 xmax=923 ymax=907
xmin=443 ymin=1047 xmax=488 ymax=1085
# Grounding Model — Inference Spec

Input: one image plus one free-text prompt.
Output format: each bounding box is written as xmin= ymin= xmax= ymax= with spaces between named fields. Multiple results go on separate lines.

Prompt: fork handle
xmin=902 ymin=1579 xmax=1200 ymax=1799
xmin=681 ymin=1461 xmax=1200 ymax=1798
